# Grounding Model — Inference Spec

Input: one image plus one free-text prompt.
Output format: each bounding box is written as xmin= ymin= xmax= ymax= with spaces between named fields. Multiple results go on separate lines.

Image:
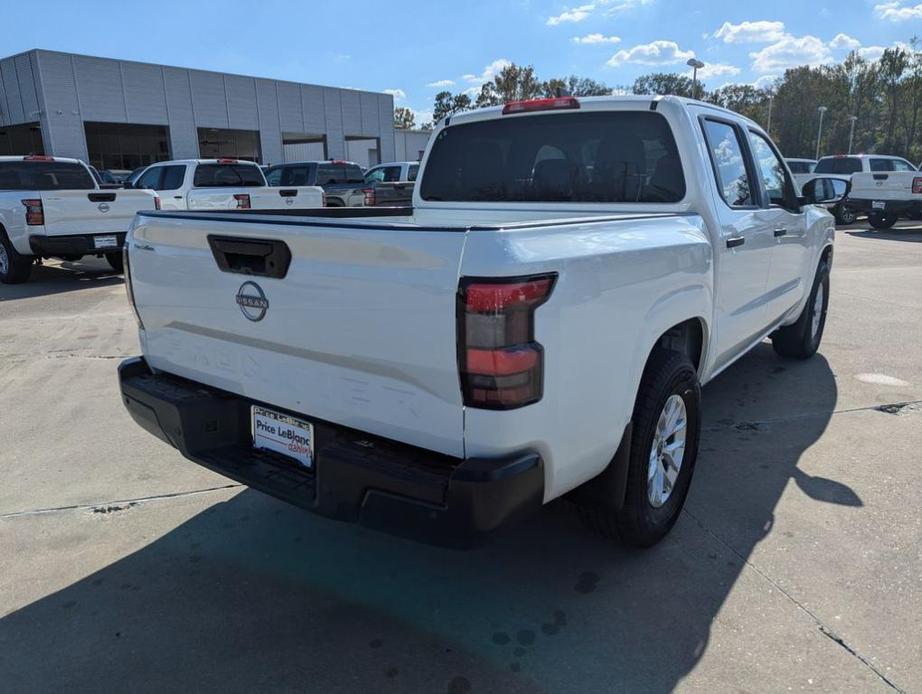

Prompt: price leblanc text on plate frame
xmin=251 ymin=406 xmax=313 ymax=468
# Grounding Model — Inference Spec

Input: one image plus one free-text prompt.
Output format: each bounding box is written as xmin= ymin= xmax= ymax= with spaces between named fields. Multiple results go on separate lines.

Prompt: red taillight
xmin=23 ymin=155 xmax=54 ymax=161
xmin=21 ymin=198 xmax=44 ymax=225
xmin=502 ymin=97 xmax=580 ymax=115
xmin=233 ymin=193 xmax=251 ymax=209
xmin=913 ymin=177 xmax=922 ymax=194
xmin=154 ymin=196 xmax=161 ymax=210
xmin=459 ymin=274 xmax=556 ymax=409
xmin=217 ymin=158 xmax=238 ymax=164
xmin=362 ymin=187 xmax=376 ymax=206
xmin=321 ymin=191 xmax=327 ymax=207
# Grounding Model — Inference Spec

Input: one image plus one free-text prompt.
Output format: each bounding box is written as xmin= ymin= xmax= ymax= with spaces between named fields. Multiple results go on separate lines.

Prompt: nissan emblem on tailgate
xmin=236 ymin=281 xmax=269 ymax=321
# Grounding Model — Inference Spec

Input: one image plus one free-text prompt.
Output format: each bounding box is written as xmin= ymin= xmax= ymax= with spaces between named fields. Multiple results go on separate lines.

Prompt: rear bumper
xmin=29 ymin=232 xmax=126 ymax=257
xmin=118 ymin=357 xmax=544 ymax=548
xmin=846 ymin=198 xmax=921 ymax=216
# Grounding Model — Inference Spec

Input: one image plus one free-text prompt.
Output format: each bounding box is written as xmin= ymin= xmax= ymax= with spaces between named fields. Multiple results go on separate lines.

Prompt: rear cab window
xmin=193 ymin=163 xmax=264 ymax=187
xmin=815 ymin=157 xmax=862 ymax=175
xmin=419 ymin=111 xmax=686 ymax=203
xmin=316 ymin=163 xmax=365 ymax=185
xmin=0 ymin=161 xmax=95 ymax=190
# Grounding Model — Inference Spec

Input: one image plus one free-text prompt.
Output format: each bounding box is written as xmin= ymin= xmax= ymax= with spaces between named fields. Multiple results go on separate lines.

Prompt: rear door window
xmin=0 ymin=161 xmax=95 ymax=190
xmin=420 ymin=111 xmax=685 ymax=203
xmin=702 ymin=120 xmax=753 ymax=207
xmin=158 ymin=165 xmax=186 ymax=191
xmin=279 ymin=166 xmax=311 ymax=186
xmin=815 ymin=157 xmax=862 ymax=174
xmin=193 ymin=164 xmax=264 ymax=187
xmin=893 ymin=159 xmax=916 ymax=171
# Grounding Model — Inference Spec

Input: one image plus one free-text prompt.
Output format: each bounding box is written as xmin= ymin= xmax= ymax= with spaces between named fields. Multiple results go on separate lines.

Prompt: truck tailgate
xmin=128 ymin=212 xmax=467 ymax=457
xmin=41 ymin=190 xmax=157 ymax=235
xmin=849 ymin=172 xmax=918 ymax=200
xmin=187 ymin=186 xmax=324 ymax=210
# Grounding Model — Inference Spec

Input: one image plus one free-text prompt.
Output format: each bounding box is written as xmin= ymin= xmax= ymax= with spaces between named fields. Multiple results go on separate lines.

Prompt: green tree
xmin=393 ymin=106 xmax=416 ymax=130
xmin=632 ymin=73 xmax=699 ymax=98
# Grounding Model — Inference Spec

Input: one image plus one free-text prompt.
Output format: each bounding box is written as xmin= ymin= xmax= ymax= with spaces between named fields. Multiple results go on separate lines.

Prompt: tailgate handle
xmin=278 ymin=189 xmax=298 ymax=197
xmin=207 ymin=235 xmax=292 ymax=279
xmin=88 ymin=193 xmax=117 ymax=202
xmin=873 ymin=174 xmax=888 ymax=181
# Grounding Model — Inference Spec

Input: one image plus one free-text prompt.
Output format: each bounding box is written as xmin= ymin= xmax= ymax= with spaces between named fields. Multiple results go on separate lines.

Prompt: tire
xmin=105 ymin=251 xmax=124 ymax=273
xmin=59 ymin=254 xmax=83 ymax=262
xmin=868 ymin=211 xmax=897 ymax=230
xmin=771 ymin=258 xmax=830 ymax=359
xmin=833 ymin=204 xmax=857 ymax=226
xmin=0 ymin=226 xmax=33 ymax=284
xmin=578 ymin=349 xmax=701 ymax=547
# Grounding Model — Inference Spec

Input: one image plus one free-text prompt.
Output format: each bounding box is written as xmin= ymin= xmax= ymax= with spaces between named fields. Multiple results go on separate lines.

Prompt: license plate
xmin=251 ymin=405 xmax=313 ymax=468
xmin=872 ymin=201 xmax=886 ymax=210
xmin=93 ymin=235 xmax=117 ymax=248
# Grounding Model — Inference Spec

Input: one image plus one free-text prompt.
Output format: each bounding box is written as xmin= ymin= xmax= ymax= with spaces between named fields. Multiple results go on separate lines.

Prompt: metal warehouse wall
xmin=0 ymin=50 xmax=396 ymax=164
xmin=394 ymin=129 xmax=433 ymax=162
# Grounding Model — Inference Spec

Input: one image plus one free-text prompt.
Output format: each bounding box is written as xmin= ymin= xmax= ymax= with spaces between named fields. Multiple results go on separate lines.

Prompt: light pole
xmin=847 ymin=115 xmax=858 ymax=154
xmin=766 ymin=92 xmax=774 ymax=136
xmin=815 ymin=106 xmax=828 ymax=161
xmin=687 ymin=58 xmax=705 ymax=100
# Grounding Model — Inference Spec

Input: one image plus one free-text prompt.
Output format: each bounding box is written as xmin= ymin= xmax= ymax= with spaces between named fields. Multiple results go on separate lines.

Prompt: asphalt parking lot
xmin=1 ymin=223 xmax=920 ymax=693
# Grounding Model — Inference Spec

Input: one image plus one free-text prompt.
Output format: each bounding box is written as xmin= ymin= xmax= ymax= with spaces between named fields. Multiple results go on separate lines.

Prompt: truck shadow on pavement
xmin=0 ymin=346 xmax=852 ymax=693
xmin=0 ymin=260 xmax=122 ymax=301
xmin=845 ymin=226 xmax=922 ymax=242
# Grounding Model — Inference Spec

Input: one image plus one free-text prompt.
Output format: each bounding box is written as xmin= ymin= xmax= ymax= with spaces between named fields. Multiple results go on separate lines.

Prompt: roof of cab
xmin=0 ymin=155 xmax=83 ymax=164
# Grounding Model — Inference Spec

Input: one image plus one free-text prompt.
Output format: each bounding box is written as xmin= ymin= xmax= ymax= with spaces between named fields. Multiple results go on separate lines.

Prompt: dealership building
xmin=0 ymin=49 xmax=407 ymax=170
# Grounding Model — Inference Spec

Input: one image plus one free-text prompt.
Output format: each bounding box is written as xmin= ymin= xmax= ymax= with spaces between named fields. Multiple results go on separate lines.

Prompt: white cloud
xmin=751 ymin=74 xmax=779 ymax=90
xmin=546 ymin=4 xmax=595 ymax=25
xmin=602 ymin=0 xmax=653 ymax=14
xmin=462 ymin=58 xmax=512 ymax=84
xmin=858 ymin=45 xmax=887 ymax=61
xmin=411 ymin=108 xmax=434 ymax=127
xmin=829 ymin=33 xmax=861 ymax=50
xmin=875 ymin=2 xmax=922 ymax=21
xmin=383 ymin=88 xmax=406 ymax=101
xmin=426 ymin=79 xmax=455 ymax=88
xmin=606 ymin=40 xmax=695 ymax=67
xmin=750 ymin=34 xmax=832 ymax=73
xmin=694 ymin=62 xmax=742 ymax=79
xmin=713 ymin=20 xmax=786 ymax=44
xmin=573 ymin=33 xmax=621 ymax=44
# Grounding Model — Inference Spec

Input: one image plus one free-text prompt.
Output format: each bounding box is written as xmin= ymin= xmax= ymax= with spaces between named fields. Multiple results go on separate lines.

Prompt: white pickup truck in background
xmin=847 ymin=169 xmax=922 ymax=229
xmin=118 ymin=95 xmax=845 ymax=548
xmin=132 ymin=159 xmax=324 ymax=211
xmin=0 ymin=155 xmax=159 ymax=283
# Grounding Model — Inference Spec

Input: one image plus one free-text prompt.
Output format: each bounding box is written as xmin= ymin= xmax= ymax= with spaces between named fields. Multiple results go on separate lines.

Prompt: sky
xmin=4 ymin=0 xmax=922 ymax=124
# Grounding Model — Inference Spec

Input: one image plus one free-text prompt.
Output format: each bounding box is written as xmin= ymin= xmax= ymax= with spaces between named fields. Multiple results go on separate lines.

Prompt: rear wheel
xmin=105 ymin=252 xmax=124 ymax=273
xmin=868 ymin=211 xmax=897 ymax=230
xmin=578 ymin=349 xmax=701 ymax=547
xmin=771 ymin=258 xmax=829 ymax=359
xmin=833 ymin=204 xmax=857 ymax=226
xmin=0 ymin=227 xmax=33 ymax=284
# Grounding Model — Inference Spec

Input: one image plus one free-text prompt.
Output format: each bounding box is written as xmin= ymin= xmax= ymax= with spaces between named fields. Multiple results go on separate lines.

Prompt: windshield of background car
xmin=420 ymin=111 xmax=686 ymax=203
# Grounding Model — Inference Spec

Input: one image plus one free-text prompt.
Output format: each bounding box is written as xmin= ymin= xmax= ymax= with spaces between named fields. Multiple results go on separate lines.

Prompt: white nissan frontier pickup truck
xmin=0 ymin=155 xmax=159 ymax=283
xmin=118 ymin=96 xmax=845 ymax=548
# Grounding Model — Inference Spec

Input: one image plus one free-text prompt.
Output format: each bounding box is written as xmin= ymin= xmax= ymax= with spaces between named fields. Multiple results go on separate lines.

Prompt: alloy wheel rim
xmin=811 ymin=283 xmax=824 ymax=340
xmin=647 ymin=394 xmax=688 ymax=508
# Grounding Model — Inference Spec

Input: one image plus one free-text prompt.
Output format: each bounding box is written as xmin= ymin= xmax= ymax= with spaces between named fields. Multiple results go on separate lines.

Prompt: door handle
xmin=173 ymin=195 xmax=183 ymax=199
xmin=774 ymin=228 xmax=787 ymax=237
xmin=726 ymin=236 xmax=745 ymax=248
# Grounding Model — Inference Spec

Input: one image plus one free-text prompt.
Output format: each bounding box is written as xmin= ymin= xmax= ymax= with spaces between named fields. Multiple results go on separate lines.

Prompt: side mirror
xmin=800 ymin=176 xmax=851 ymax=205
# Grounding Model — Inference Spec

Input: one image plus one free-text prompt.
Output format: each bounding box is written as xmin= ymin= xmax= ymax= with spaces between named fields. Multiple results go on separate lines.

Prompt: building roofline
xmin=2 ymin=48 xmax=391 ymax=99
